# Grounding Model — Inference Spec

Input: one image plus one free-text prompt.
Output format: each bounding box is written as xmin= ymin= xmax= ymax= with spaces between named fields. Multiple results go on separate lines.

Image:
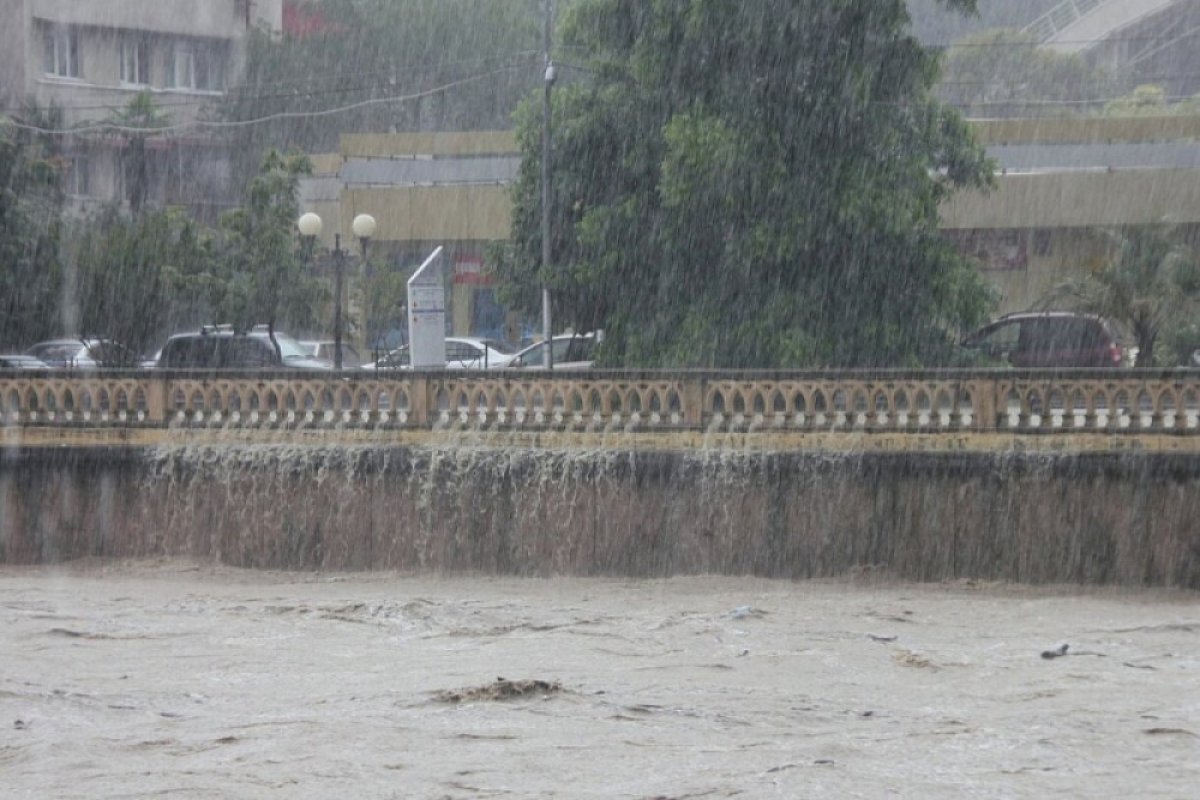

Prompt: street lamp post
xmin=349 ymin=213 xmax=376 ymax=371
xmin=541 ymin=0 xmax=556 ymax=369
xmin=296 ymin=211 xmax=377 ymax=371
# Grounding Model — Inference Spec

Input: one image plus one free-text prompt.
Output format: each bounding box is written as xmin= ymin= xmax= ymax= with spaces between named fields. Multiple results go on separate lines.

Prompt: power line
xmin=11 ymin=34 xmax=1200 ymax=124
xmin=2 ymin=65 xmax=528 ymax=136
xmin=930 ymin=31 xmax=1200 ymax=50
xmin=942 ymin=93 xmax=1200 ymax=108
xmin=220 ymin=50 xmax=543 ymax=97
xmin=939 ymin=71 xmax=1200 ymax=87
xmin=0 ymin=51 xmax=543 ymax=117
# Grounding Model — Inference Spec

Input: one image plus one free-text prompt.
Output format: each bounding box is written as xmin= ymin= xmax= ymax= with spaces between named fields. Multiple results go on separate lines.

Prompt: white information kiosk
xmin=407 ymin=247 xmax=447 ymax=368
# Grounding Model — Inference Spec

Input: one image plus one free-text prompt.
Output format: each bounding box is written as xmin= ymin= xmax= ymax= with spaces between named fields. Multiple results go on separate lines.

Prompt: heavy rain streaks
xmin=3 ymin=1 xmax=1200 ymax=798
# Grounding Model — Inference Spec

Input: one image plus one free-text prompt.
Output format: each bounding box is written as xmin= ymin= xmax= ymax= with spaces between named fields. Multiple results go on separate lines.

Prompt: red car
xmin=961 ymin=312 xmax=1124 ymax=368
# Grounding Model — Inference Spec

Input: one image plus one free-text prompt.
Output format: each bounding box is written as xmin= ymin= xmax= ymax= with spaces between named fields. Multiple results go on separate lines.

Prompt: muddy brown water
xmin=2 ymin=560 xmax=1198 ymax=798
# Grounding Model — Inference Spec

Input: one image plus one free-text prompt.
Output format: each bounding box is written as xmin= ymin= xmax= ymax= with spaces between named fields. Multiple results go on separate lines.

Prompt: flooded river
xmin=2 ymin=561 xmax=1197 ymax=798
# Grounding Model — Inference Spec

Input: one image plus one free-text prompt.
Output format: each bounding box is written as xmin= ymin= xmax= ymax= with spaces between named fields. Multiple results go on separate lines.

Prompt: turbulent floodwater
xmin=2 ymin=561 xmax=1198 ymax=799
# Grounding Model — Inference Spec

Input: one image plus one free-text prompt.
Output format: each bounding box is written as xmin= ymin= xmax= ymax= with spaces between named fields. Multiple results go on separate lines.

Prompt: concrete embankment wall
xmin=2 ymin=444 xmax=1198 ymax=587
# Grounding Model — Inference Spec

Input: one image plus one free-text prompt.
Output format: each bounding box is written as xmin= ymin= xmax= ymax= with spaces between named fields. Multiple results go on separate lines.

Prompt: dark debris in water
xmin=1041 ymin=644 xmax=1070 ymax=659
xmin=432 ymin=677 xmax=563 ymax=704
xmin=1143 ymin=727 xmax=1196 ymax=737
xmin=1041 ymin=643 xmax=1109 ymax=660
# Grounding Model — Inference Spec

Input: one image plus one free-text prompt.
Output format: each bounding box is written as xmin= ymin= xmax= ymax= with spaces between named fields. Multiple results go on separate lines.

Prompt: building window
xmin=66 ymin=155 xmax=90 ymax=197
xmin=120 ymin=36 xmax=150 ymax=85
xmin=167 ymin=41 xmax=224 ymax=91
xmin=946 ymin=229 xmax=1028 ymax=271
xmin=1033 ymin=229 xmax=1053 ymax=257
xmin=43 ymin=25 xmax=81 ymax=78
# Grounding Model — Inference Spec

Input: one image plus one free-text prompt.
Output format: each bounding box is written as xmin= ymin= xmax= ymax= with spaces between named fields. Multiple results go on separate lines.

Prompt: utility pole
xmin=541 ymin=0 xmax=555 ymax=369
xmin=333 ymin=233 xmax=345 ymax=371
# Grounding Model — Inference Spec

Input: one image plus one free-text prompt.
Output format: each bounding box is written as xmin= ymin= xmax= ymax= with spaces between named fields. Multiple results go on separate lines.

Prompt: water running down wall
xmin=2 ymin=444 xmax=1197 ymax=587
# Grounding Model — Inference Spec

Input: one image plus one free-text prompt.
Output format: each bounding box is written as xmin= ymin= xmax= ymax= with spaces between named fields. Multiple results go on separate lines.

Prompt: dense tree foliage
xmin=495 ymin=0 xmax=994 ymax=368
xmin=0 ymin=132 xmax=323 ymax=356
xmin=72 ymin=208 xmax=219 ymax=356
xmin=68 ymin=152 xmax=322 ymax=357
xmin=937 ymin=28 xmax=1112 ymax=117
xmin=1098 ymin=84 xmax=1200 ymax=118
xmin=0 ymin=114 xmax=65 ymax=347
xmin=357 ymin=266 xmax=409 ymax=351
xmin=216 ymin=150 xmax=326 ymax=349
xmin=107 ymin=92 xmax=170 ymax=215
xmin=1045 ymin=226 xmax=1200 ymax=367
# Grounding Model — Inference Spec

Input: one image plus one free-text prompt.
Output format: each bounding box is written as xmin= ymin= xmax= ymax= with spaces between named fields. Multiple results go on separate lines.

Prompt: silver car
xmin=0 ymin=354 xmax=50 ymax=369
xmin=506 ymin=333 xmax=597 ymax=369
xmin=25 ymin=338 xmax=138 ymax=368
xmin=362 ymin=336 xmax=516 ymax=370
xmin=299 ymin=340 xmax=363 ymax=368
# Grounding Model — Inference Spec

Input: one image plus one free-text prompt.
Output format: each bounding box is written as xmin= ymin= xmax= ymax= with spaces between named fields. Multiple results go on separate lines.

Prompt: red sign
xmin=453 ymin=257 xmax=492 ymax=286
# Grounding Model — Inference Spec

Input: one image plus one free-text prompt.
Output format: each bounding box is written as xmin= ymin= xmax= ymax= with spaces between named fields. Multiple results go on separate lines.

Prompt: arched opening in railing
xmin=608 ymin=390 xmax=622 ymax=414
xmin=667 ymin=390 xmax=682 ymax=414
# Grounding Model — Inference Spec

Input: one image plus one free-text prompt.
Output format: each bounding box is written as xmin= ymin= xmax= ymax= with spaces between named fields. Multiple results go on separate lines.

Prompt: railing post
xmin=144 ymin=375 xmax=167 ymax=425
xmin=683 ymin=375 xmax=704 ymax=428
xmin=972 ymin=377 xmax=998 ymax=432
xmin=410 ymin=375 xmax=430 ymax=426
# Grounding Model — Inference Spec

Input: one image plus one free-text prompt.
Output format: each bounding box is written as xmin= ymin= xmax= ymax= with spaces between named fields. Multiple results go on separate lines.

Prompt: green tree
xmin=937 ymin=28 xmax=1112 ymax=117
xmin=217 ymin=150 xmax=325 ymax=353
xmin=0 ymin=110 xmax=66 ymax=347
xmin=495 ymin=0 xmax=994 ymax=368
xmin=72 ymin=207 xmax=219 ymax=357
xmin=1044 ymin=226 xmax=1200 ymax=367
xmin=107 ymin=92 xmax=170 ymax=215
xmin=357 ymin=265 xmax=409 ymax=351
xmin=1101 ymin=84 xmax=1170 ymax=117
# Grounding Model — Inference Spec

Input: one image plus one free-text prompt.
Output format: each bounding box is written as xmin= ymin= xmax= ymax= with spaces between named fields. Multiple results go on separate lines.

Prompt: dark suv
xmin=961 ymin=312 xmax=1124 ymax=368
xmin=156 ymin=328 xmax=330 ymax=370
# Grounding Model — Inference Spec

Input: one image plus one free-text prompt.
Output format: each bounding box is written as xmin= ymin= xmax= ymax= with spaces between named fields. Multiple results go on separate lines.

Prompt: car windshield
xmin=27 ymin=342 xmax=82 ymax=362
xmin=376 ymin=346 xmax=411 ymax=368
xmin=271 ymin=334 xmax=311 ymax=360
xmin=479 ymin=339 xmax=515 ymax=355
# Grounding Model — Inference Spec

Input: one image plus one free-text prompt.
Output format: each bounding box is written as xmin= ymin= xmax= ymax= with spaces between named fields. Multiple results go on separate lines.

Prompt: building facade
xmin=302 ymin=117 xmax=1200 ymax=346
xmin=299 ymin=131 xmax=518 ymax=347
xmin=1032 ymin=0 xmax=1200 ymax=98
xmin=0 ymin=0 xmax=282 ymax=216
xmin=943 ymin=116 xmax=1200 ymax=314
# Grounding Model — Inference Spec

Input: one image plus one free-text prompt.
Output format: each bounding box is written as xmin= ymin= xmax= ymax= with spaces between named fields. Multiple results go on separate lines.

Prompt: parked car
xmin=153 ymin=327 xmax=331 ymax=370
xmin=362 ymin=336 xmax=516 ymax=370
xmin=299 ymin=340 xmax=363 ymax=368
xmin=506 ymin=333 xmax=598 ymax=369
xmin=0 ymin=354 xmax=50 ymax=369
xmin=25 ymin=338 xmax=139 ymax=368
xmin=960 ymin=312 xmax=1124 ymax=368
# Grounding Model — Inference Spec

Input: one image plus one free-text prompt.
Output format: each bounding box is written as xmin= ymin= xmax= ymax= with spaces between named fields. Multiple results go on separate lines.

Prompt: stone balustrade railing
xmin=3 ymin=369 xmax=1200 ymax=434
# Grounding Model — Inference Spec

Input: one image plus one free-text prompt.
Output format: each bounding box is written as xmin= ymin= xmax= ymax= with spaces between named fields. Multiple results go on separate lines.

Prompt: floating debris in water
xmin=1041 ymin=643 xmax=1070 ymax=659
xmin=1143 ymin=728 xmax=1196 ymax=737
xmin=892 ymin=649 xmax=935 ymax=669
xmin=433 ymin=677 xmax=563 ymax=704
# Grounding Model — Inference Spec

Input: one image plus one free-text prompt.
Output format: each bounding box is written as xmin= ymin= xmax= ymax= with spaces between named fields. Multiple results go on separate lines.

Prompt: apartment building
xmin=0 ymin=0 xmax=282 ymax=216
